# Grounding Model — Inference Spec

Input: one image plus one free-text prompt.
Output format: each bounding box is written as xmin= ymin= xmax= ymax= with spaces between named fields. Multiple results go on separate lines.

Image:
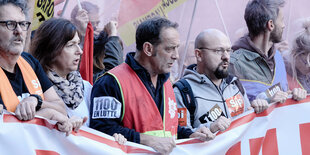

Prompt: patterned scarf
xmin=47 ymin=70 xmax=84 ymax=110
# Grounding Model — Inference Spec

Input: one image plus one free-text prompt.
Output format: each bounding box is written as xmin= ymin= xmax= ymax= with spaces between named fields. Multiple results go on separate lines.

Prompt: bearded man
xmin=174 ymin=29 xmax=262 ymax=134
xmin=229 ymin=0 xmax=306 ymax=103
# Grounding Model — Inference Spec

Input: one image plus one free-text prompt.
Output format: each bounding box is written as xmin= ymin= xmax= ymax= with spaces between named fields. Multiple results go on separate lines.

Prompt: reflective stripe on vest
xmin=240 ymin=50 xmax=288 ymax=101
xmin=0 ymin=56 xmax=44 ymax=112
xmin=143 ymin=130 xmax=172 ymax=137
xmin=108 ymin=63 xmax=178 ymax=137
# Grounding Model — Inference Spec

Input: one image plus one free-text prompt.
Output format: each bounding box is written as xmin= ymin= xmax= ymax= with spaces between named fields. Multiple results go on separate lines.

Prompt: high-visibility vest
xmin=0 ymin=56 xmax=44 ymax=112
xmin=108 ymin=63 xmax=178 ymax=138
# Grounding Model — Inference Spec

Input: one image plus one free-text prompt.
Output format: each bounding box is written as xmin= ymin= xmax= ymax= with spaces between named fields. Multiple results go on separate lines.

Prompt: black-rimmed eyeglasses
xmin=0 ymin=20 xmax=31 ymax=31
xmin=198 ymin=47 xmax=233 ymax=55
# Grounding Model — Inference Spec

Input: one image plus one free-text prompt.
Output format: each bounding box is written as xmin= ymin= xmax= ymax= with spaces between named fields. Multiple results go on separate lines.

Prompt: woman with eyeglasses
xmin=284 ymin=18 xmax=310 ymax=93
xmin=30 ymin=18 xmax=126 ymax=144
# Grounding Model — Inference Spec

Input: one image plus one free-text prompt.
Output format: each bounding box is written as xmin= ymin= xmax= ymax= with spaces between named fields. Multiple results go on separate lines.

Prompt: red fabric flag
xmin=80 ymin=22 xmax=94 ymax=85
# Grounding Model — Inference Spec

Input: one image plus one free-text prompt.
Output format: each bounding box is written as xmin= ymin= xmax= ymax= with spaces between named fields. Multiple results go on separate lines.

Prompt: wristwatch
xmin=30 ymin=94 xmax=43 ymax=111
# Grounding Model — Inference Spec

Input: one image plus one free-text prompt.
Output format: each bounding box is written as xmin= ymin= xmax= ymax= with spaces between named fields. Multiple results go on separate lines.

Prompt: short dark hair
xmin=135 ymin=17 xmax=178 ymax=51
xmin=30 ymin=18 xmax=78 ymax=72
xmin=0 ymin=0 xmax=28 ymax=17
xmin=244 ymin=0 xmax=285 ymax=38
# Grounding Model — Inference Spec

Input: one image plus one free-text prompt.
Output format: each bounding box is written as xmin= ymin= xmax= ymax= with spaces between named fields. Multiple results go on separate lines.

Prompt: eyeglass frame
xmin=0 ymin=20 xmax=31 ymax=31
xmin=197 ymin=47 xmax=233 ymax=55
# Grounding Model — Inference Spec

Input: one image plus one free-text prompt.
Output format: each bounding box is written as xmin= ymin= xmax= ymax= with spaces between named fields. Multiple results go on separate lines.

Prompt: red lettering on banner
xmin=262 ymin=128 xmax=278 ymax=155
xmin=249 ymin=128 xmax=278 ymax=155
xmin=226 ymin=141 xmax=241 ymax=155
xmin=249 ymin=137 xmax=263 ymax=155
xmin=299 ymin=123 xmax=310 ymax=154
xmin=35 ymin=150 xmax=60 ymax=155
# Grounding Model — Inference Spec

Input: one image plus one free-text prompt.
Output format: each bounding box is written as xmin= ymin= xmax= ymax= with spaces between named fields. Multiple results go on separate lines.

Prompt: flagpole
xmin=60 ymin=0 xmax=70 ymax=17
xmin=178 ymin=0 xmax=199 ymax=78
xmin=76 ymin=0 xmax=82 ymax=9
xmin=214 ymin=0 xmax=230 ymax=42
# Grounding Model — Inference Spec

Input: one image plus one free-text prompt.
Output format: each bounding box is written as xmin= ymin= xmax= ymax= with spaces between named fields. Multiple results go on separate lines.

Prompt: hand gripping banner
xmin=1 ymin=96 xmax=310 ymax=154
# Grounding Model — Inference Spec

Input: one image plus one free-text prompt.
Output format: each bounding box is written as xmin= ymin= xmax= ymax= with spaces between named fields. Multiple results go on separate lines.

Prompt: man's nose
xmin=172 ymin=48 xmax=179 ymax=60
xmin=222 ymin=50 xmax=230 ymax=60
xmin=14 ymin=23 xmax=23 ymax=35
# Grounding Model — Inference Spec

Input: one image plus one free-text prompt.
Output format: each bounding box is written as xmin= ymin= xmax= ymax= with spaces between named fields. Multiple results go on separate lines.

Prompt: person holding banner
xmin=229 ymin=0 xmax=307 ymax=103
xmin=30 ymin=18 xmax=92 ymax=127
xmin=90 ymin=17 xmax=215 ymax=154
xmin=284 ymin=18 xmax=310 ymax=93
xmin=174 ymin=29 xmax=268 ymax=133
xmin=0 ymin=0 xmax=77 ymax=134
xmin=30 ymin=17 xmax=126 ymax=143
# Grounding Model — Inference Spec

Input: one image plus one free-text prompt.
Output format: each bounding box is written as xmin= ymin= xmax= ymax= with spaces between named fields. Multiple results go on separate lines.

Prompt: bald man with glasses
xmin=174 ymin=29 xmax=267 ymax=134
xmin=0 ymin=0 xmax=75 ymax=134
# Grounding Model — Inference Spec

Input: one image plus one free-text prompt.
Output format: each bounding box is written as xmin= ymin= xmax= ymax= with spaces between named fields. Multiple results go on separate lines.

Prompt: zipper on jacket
xmin=203 ymin=76 xmax=229 ymax=118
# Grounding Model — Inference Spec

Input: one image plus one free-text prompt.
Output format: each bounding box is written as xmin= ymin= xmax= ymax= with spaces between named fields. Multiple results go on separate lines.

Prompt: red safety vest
xmin=108 ymin=63 xmax=178 ymax=138
xmin=0 ymin=56 xmax=44 ymax=112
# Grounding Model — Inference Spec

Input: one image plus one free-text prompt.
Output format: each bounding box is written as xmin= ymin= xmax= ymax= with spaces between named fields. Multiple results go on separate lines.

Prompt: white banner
xmin=1 ymin=97 xmax=310 ymax=155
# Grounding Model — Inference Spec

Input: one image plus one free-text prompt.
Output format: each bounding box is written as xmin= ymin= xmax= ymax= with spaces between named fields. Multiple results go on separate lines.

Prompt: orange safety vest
xmin=0 ymin=56 xmax=44 ymax=112
xmin=108 ymin=63 xmax=178 ymax=138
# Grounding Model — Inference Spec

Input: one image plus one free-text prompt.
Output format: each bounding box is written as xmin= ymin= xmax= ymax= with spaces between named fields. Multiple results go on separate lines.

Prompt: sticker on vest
xmin=178 ymin=108 xmax=187 ymax=126
xmin=265 ymin=83 xmax=282 ymax=98
xmin=92 ymin=96 xmax=121 ymax=119
xmin=225 ymin=94 xmax=245 ymax=117
xmin=199 ymin=104 xmax=224 ymax=123
xmin=168 ymin=97 xmax=177 ymax=119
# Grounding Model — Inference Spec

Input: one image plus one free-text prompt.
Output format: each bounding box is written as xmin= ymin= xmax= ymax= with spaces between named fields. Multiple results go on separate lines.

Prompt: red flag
xmin=80 ymin=22 xmax=93 ymax=85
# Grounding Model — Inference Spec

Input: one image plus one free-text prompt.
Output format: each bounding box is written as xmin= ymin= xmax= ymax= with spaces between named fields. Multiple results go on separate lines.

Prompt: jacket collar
xmin=125 ymin=52 xmax=170 ymax=83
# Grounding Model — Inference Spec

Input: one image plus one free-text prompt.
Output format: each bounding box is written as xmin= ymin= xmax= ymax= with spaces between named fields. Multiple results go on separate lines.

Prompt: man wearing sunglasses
xmin=0 ymin=0 xmax=69 ymax=128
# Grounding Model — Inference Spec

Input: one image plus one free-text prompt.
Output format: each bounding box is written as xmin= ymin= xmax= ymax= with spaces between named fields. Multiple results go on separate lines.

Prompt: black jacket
xmin=93 ymin=36 xmax=123 ymax=82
